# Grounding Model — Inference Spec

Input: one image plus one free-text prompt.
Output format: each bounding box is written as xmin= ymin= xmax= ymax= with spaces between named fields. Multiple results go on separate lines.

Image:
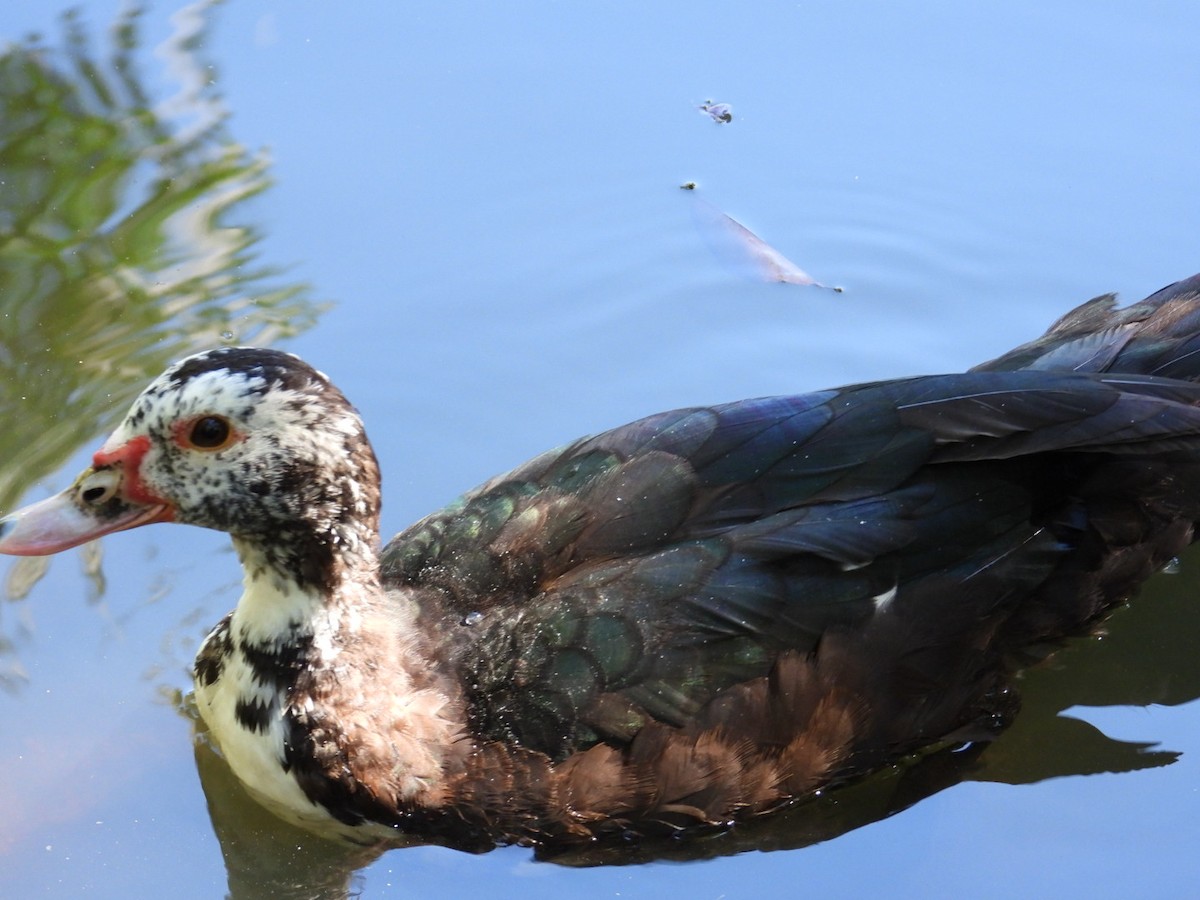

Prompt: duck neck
xmin=202 ymin=533 xmax=466 ymax=824
xmin=228 ymin=529 xmax=381 ymax=650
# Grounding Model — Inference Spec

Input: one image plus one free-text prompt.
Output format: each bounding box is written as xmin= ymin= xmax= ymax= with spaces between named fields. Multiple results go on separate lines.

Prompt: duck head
xmin=0 ymin=348 xmax=382 ymax=591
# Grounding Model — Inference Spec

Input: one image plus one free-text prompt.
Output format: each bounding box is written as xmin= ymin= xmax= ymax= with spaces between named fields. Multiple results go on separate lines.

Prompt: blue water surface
xmin=2 ymin=2 xmax=1199 ymax=897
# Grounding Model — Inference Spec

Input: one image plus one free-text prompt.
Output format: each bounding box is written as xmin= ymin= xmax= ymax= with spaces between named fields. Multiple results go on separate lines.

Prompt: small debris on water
xmin=699 ymin=100 xmax=733 ymax=123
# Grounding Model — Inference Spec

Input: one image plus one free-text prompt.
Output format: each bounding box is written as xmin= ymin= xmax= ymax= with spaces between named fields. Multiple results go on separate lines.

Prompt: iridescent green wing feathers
xmin=380 ymin=358 xmax=1200 ymax=760
xmin=383 ymin=273 xmax=1200 ymax=761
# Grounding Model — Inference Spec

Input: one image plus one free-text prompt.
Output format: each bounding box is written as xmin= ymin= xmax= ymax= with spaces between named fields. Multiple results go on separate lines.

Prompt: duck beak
xmin=0 ymin=463 xmax=174 ymax=557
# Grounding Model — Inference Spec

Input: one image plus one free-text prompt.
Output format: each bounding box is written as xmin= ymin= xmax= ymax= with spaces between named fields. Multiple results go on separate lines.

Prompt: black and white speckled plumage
xmin=112 ymin=349 xmax=466 ymax=836
xmin=7 ymin=275 xmax=1200 ymax=852
xmin=112 ymin=348 xmax=381 ymax=596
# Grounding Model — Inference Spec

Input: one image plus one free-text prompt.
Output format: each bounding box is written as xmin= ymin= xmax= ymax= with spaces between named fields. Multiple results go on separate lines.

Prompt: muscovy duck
xmin=3 ymin=275 xmax=1200 ymax=853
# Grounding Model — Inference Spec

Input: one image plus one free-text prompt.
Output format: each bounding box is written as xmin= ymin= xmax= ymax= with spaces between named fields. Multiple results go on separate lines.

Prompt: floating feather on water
xmin=688 ymin=196 xmax=841 ymax=291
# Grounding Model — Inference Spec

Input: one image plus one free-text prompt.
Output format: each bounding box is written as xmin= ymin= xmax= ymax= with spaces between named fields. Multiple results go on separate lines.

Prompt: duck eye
xmin=188 ymin=416 xmax=233 ymax=450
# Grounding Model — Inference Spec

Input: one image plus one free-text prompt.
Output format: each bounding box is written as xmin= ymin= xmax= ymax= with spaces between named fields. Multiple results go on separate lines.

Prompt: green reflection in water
xmin=0 ymin=2 xmax=324 ymax=687
xmin=0 ymin=3 xmax=323 ymax=513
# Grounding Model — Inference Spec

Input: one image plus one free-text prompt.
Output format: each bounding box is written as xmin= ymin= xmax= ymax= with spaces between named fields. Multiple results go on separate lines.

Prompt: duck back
xmin=374 ymin=275 xmax=1200 ymax=846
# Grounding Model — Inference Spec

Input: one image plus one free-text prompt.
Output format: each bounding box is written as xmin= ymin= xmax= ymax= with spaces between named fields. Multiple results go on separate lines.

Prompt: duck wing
xmin=381 ymin=370 xmax=1200 ymax=760
xmin=974 ymin=273 xmax=1200 ymax=377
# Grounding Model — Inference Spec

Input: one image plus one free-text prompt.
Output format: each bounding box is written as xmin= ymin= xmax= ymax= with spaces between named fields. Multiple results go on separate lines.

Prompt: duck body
xmin=5 ymin=274 xmax=1200 ymax=852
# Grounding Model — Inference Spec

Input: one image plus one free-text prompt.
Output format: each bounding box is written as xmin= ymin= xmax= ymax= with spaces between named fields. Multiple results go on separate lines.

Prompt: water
xmin=1 ymin=1 xmax=1199 ymax=897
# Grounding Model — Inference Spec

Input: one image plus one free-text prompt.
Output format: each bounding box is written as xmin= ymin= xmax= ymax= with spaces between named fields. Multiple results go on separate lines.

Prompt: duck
xmin=4 ymin=273 xmax=1200 ymax=854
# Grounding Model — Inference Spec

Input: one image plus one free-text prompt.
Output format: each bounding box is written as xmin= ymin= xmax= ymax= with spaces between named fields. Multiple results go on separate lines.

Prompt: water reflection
xmin=0 ymin=2 xmax=321 ymax=513
xmin=0 ymin=4 xmax=321 ymax=672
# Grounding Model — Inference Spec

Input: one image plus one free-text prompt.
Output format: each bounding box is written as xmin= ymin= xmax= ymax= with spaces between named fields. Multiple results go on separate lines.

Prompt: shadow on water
xmin=5 ymin=4 xmax=1200 ymax=897
xmin=0 ymin=2 xmax=321 ymax=685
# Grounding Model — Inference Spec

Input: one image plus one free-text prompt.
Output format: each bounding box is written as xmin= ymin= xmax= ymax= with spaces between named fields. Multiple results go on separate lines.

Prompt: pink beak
xmin=0 ymin=459 xmax=174 ymax=557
